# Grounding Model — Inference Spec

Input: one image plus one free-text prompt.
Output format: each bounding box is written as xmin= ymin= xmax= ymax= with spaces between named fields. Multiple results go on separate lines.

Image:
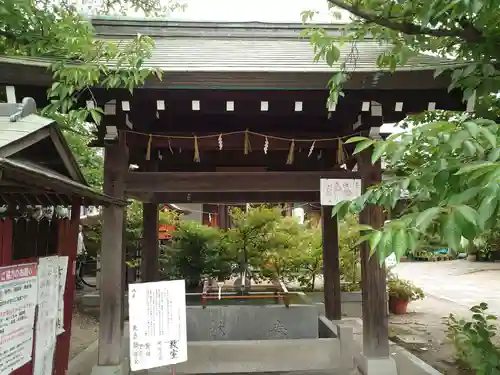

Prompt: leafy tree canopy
xmin=303 ymin=0 xmax=500 ymax=105
xmin=304 ymin=0 xmax=500 ymax=262
xmin=0 ymin=0 xmax=183 ymax=186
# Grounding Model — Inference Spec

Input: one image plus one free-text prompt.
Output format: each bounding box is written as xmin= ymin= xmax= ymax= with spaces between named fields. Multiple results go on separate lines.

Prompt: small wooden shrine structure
xmin=0 ymin=17 xmax=467 ymax=375
xmin=0 ymin=98 xmax=125 ymax=375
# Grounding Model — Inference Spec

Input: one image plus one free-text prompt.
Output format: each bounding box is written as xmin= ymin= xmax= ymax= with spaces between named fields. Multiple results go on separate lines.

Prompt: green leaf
xmin=376 ymin=230 xmax=391 ymax=264
xmin=89 ymin=108 xmax=102 ymax=125
xmin=371 ymin=141 xmax=388 ymax=164
xmin=487 ymin=148 xmax=500 ymax=162
xmin=455 ymin=205 xmax=479 ymax=226
xmin=415 ymin=207 xmax=440 ymax=232
xmin=331 ymin=200 xmax=349 ymax=219
xmin=478 ymin=196 xmax=498 ymax=226
xmin=325 ymin=46 xmax=340 ymax=66
xmin=354 ymin=224 xmax=374 ymax=232
xmin=462 ymin=140 xmax=476 ymax=156
xmin=443 ymin=211 xmax=462 ymax=251
xmin=353 ymin=139 xmax=375 ymax=155
xmin=392 ymin=229 xmax=407 ymax=260
xmin=448 ymin=187 xmax=481 ymax=205
xmin=463 ymin=121 xmax=479 ymax=137
xmin=355 ymin=233 xmax=373 ymax=247
xmin=480 ymin=127 xmax=497 ymax=148
xmin=344 ymin=136 xmax=370 ymax=144
xmin=368 ymin=231 xmax=383 ymax=253
xmin=456 ymin=162 xmax=496 ymax=175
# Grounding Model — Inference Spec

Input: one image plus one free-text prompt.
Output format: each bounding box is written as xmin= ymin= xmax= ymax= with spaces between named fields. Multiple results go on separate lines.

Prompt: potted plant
xmin=387 ymin=275 xmax=424 ymax=314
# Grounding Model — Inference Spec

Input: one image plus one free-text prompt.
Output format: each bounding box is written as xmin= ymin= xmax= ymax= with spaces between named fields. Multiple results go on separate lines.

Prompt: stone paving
xmin=393 ymin=260 xmax=500 ymax=314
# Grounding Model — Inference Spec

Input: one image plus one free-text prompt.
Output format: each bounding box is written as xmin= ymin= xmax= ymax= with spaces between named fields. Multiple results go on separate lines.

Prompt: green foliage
xmin=0 ymin=1 xmax=171 ymax=127
xmin=332 ymin=114 xmax=500 ymax=263
xmin=338 ymin=213 xmax=361 ymax=288
xmin=169 ymin=221 xmax=232 ymax=288
xmin=0 ymin=0 xmax=184 ymax=189
xmin=225 ymin=206 xmax=283 ymax=277
xmin=387 ymin=272 xmax=424 ymax=302
xmin=444 ymin=303 xmax=500 ymax=375
xmin=62 ymin=124 xmax=103 ymax=189
xmin=260 ymin=216 xmax=303 ymax=281
xmin=302 ymin=0 xmax=500 ymax=105
xmin=159 ymin=209 xmax=180 ymax=226
xmin=294 ymin=226 xmax=323 ymax=291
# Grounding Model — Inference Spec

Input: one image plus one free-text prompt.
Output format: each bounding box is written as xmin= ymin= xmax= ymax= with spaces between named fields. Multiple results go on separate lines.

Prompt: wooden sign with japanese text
xmin=320 ymin=178 xmax=362 ymax=206
xmin=129 ymin=279 xmax=188 ymax=371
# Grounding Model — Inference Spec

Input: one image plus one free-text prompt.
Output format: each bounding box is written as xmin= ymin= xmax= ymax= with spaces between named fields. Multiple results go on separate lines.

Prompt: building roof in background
xmin=91 ymin=17 xmax=456 ymax=73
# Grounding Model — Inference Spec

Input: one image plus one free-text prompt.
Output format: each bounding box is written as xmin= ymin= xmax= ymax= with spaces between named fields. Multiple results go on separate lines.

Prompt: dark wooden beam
xmin=97 ymin=132 xmax=128 ymax=367
xmin=358 ymin=150 xmax=389 ymax=358
xmin=125 ymin=171 xmax=360 ymax=193
xmin=143 ymin=191 xmax=321 ymax=203
xmin=321 ymin=206 xmax=342 ymax=320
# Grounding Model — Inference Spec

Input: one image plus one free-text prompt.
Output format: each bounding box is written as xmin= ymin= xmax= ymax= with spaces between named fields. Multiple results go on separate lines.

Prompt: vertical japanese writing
xmin=128 ymin=280 xmax=187 ymax=371
xmin=169 ymin=340 xmax=178 ymax=360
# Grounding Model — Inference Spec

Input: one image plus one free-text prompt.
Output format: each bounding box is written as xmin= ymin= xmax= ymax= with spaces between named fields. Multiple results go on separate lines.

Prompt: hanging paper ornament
xmin=218 ymin=134 xmax=223 ymax=150
xmin=336 ymin=139 xmax=347 ymax=165
xmin=156 ymin=111 xmax=159 ymax=119
xmin=145 ymin=134 xmax=152 ymax=160
xmin=193 ymin=136 xmax=200 ymax=162
xmin=286 ymin=139 xmax=295 ymax=165
xmin=158 ymin=150 xmax=163 ymax=161
xmin=308 ymin=140 xmax=316 ymax=157
xmin=168 ymin=137 xmax=174 ymax=154
xmin=125 ymin=113 xmax=134 ymax=128
xmin=264 ymin=136 xmax=269 ymax=154
xmin=317 ymin=150 xmax=323 ymax=160
xmin=244 ymin=129 xmax=252 ymax=154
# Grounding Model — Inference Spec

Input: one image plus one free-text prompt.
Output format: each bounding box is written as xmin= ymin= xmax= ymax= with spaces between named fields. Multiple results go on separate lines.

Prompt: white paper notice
xmin=56 ymin=256 xmax=68 ymax=335
xmin=0 ymin=263 xmax=38 ymax=375
xmin=33 ymin=256 xmax=60 ymax=375
xmin=129 ymin=279 xmax=187 ymax=371
xmin=320 ymin=178 xmax=362 ymax=206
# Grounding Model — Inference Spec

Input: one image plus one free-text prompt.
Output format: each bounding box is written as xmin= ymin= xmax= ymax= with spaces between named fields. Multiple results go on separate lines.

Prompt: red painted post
xmin=54 ymin=199 xmax=81 ymax=375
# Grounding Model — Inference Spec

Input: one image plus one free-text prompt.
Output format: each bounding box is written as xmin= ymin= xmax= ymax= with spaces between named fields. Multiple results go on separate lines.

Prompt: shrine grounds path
xmin=390 ymin=260 xmax=500 ymax=375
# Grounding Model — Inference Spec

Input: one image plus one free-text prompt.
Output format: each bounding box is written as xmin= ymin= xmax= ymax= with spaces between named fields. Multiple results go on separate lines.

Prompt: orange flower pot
xmin=389 ymin=296 xmax=409 ymax=314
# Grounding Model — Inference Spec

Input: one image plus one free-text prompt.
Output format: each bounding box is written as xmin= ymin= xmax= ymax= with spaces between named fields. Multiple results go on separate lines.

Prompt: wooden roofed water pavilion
xmin=0 ymin=16 xmax=467 ymax=375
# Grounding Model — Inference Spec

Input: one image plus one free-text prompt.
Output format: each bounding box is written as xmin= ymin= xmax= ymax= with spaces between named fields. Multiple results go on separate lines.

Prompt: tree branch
xmin=327 ymin=0 xmax=485 ymax=43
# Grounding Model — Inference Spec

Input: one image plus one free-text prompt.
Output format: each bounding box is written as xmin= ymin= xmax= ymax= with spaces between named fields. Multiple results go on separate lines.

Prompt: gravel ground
xmin=69 ymin=303 xmax=99 ymax=360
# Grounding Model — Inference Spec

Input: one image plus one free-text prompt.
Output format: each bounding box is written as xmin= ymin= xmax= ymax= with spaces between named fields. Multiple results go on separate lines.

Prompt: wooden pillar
xmin=218 ymin=204 xmax=228 ymax=229
xmin=54 ymin=198 xmax=81 ymax=375
xmin=97 ymin=133 xmax=128 ymax=367
xmin=121 ymin=209 xmax=127 ymax=333
xmin=358 ymin=152 xmax=389 ymax=358
xmin=321 ymin=205 xmax=342 ymax=320
xmin=142 ymin=202 xmax=159 ymax=282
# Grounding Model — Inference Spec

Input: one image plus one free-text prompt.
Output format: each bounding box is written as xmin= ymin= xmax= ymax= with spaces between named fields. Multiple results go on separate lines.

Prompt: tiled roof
xmin=92 ymin=17 xmax=455 ymax=73
xmin=0 ymin=18 xmax=457 ymax=73
xmin=102 ymin=36 xmax=452 ymax=73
